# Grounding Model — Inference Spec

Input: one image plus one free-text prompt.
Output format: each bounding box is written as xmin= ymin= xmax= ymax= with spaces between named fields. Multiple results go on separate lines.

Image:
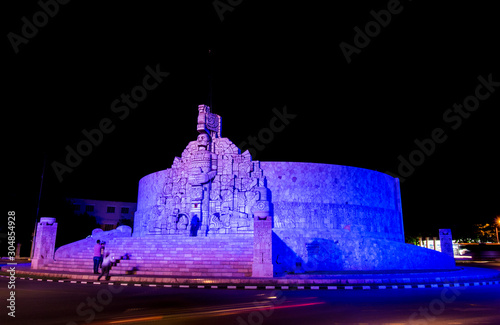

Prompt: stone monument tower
xmin=134 ymin=104 xmax=272 ymax=237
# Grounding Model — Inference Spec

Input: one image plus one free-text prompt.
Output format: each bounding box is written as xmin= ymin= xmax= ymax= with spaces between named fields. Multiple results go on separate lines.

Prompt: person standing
xmin=190 ymin=215 xmax=200 ymax=236
xmin=93 ymin=240 xmax=101 ymax=274
xmin=99 ymin=241 xmax=105 ymax=269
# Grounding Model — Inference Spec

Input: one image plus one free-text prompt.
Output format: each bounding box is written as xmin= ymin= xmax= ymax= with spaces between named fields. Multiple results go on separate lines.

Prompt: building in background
xmin=68 ymin=198 xmax=136 ymax=231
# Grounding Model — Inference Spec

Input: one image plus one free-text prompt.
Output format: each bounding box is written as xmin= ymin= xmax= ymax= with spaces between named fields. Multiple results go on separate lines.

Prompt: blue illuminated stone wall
xmin=262 ymin=162 xmax=455 ymax=273
xmin=133 ymin=169 xmax=169 ymax=237
xmin=261 ymin=161 xmax=404 ymax=242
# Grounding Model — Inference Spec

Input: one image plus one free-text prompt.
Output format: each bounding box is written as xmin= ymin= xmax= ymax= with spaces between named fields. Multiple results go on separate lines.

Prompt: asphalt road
xmin=2 ymin=273 xmax=500 ymax=325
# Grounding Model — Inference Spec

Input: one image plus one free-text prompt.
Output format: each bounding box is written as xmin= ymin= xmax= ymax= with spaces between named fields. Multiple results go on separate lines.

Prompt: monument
xmin=439 ymin=229 xmax=454 ymax=258
xmin=42 ymin=105 xmax=456 ymax=277
xmin=134 ymin=104 xmax=271 ymax=237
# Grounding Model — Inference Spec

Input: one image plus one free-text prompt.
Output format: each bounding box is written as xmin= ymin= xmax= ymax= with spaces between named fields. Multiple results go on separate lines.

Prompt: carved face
xmin=198 ymin=104 xmax=209 ymax=113
xmin=197 ymin=134 xmax=210 ymax=148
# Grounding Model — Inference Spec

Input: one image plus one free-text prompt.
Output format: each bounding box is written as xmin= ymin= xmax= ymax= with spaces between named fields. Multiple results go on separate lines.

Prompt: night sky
xmin=4 ymin=1 xmax=500 ymax=240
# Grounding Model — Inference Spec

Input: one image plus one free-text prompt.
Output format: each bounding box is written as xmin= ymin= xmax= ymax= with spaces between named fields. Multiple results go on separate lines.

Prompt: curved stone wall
xmin=261 ymin=161 xmax=404 ymax=242
xmin=134 ymin=161 xmax=404 ymax=240
xmin=133 ymin=160 xmax=454 ymax=272
xmin=260 ymin=162 xmax=456 ymax=272
xmin=137 ymin=169 xmax=173 ymax=212
xmin=133 ymin=168 xmax=169 ymax=237
xmin=272 ymin=232 xmax=456 ymax=273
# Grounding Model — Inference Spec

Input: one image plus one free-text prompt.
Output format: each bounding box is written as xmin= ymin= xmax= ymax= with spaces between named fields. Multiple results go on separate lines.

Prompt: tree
xmin=405 ymin=235 xmax=419 ymax=245
xmin=474 ymin=223 xmax=496 ymax=243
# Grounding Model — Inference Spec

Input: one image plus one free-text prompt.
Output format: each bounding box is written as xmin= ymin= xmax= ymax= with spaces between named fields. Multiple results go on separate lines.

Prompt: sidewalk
xmin=2 ymin=262 xmax=499 ymax=289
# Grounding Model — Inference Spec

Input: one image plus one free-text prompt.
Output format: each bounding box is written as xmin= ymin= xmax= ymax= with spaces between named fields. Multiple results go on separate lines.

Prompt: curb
xmin=1 ymin=275 xmax=498 ymax=290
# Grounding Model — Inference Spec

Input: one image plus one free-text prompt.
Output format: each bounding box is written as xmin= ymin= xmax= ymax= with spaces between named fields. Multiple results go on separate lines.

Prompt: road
xmin=2 ymin=279 xmax=500 ymax=324
xmin=1 ymin=262 xmax=499 ymax=325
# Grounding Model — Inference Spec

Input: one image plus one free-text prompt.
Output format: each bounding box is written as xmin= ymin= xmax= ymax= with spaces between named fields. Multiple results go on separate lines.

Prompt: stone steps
xmin=42 ymin=265 xmax=251 ymax=273
xmin=41 ymin=260 xmax=252 ymax=277
xmin=39 ymin=268 xmax=252 ymax=277
xmin=46 ymin=258 xmax=251 ymax=265
xmin=107 ymin=243 xmax=253 ymax=247
xmin=41 ymin=260 xmax=252 ymax=269
xmin=71 ymin=248 xmax=254 ymax=252
xmin=69 ymin=252 xmax=253 ymax=260
xmin=44 ymin=236 xmax=254 ymax=277
xmin=68 ymin=244 xmax=252 ymax=259
xmin=116 ymin=270 xmax=252 ymax=276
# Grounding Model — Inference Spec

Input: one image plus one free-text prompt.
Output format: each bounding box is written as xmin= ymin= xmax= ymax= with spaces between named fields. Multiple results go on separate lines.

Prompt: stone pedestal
xmin=252 ymin=211 xmax=273 ymax=277
xmin=15 ymin=243 xmax=21 ymax=259
xmin=439 ymin=229 xmax=454 ymax=258
xmin=31 ymin=218 xmax=58 ymax=269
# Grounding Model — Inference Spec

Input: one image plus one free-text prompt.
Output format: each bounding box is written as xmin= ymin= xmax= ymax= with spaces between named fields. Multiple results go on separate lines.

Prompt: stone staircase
xmin=40 ymin=235 xmax=254 ymax=277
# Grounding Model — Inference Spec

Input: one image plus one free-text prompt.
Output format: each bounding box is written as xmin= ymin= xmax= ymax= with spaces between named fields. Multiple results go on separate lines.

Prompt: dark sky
xmin=4 ymin=1 xmax=500 ymax=237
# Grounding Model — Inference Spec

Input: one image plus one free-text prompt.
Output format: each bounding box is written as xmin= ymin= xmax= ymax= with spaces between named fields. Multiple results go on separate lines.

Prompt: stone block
xmin=31 ymin=218 xmax=58 ymax=269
